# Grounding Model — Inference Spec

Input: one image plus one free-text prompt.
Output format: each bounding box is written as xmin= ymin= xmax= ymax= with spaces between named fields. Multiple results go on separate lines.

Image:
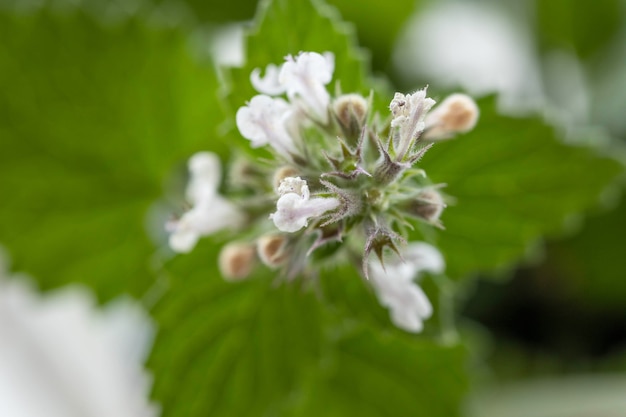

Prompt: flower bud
xmin=406 ymin=189 xmax=445 ymax=222
xmin=423 ymin=93 xmax=479 ymax=140
xmin=218 ymin=242 xmax=257 ymax=281
xmin=257 ymin=234 xmax=289 ymax=268
xmin=333 ymin=93 xmax=368 ymax=140
xmin=229 ymin=156 xmax=266 ymax=190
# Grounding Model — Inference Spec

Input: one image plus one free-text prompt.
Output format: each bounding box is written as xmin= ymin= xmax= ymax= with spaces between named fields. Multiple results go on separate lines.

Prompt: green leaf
xmin=546 ymin=190 xmax=626 ymax=311
xmin=325 ymin=0 xmax=421 ymax=72
xmin=0 ymin=6 xmax=224 ymax=300
xmin=148 ymin=242 xmax=469 ymax=417
xmin=223 ymin=0 xmax=388 ymax=124
xmin=417 ymin=96 xmax=623 ymax=280
xmin=293 ymin=326 xmax=468 ymax=417
xmin=535 ymin=0 xmax=623 ymax=59
xmin=148 ymin=242 xmax=325 ymax=416
xmin=174 ymin=0 xmax=258 ymax=23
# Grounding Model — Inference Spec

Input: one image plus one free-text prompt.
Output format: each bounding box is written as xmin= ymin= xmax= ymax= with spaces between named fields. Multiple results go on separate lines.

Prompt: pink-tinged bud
xmin=423 ymin=93 xmax=479 ymax=140
xmin=333 ymin=93 xmax=368 ymax=139
xmin=218 ymin=243 xmax=257 ymax=281
xmin=257 ymin=234 xmax=289 ymax=268
xmin=406 ymin=189 xmax=445 ymax=222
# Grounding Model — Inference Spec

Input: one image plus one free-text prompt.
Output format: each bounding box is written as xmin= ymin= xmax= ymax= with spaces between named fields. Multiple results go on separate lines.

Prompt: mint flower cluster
xmin=166 ymin=52 xmax=478 ymax=333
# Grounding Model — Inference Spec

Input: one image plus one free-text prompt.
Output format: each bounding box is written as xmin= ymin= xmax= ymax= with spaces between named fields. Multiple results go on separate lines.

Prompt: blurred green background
xmin=1 ymin=0 xmax=625 ymax=416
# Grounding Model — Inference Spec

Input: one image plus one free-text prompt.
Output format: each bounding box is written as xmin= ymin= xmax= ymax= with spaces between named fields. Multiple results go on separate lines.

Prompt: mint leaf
xmin=418 ymin=97 xmax=623 ymax=280
xmin=536 ymin=0 xmax=622 ymax=59
xmin=325 ymin=0 xmax=420 ymax=70
xmin=148 ymin=242 xmax=469 ymax=417
xmin=224 ymin=0 xmax=388 ymax=121
xmin=293 ymin=327 xmax=468 ymax=417
xmin=547 ymin=192 xmax=626 ymax=310
xmin=0 ymin=7 xmax=224 ymax=300
xmin=148 ymin=242 xmax=325 ymax=416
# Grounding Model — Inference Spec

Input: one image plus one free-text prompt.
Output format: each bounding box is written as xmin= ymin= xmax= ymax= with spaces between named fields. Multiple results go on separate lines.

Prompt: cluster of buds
xmin=166 ymin=52 xmax=478 ymax=333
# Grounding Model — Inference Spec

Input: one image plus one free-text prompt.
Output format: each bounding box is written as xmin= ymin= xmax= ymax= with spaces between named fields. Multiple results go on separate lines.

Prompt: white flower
xmin=368 ymin=242 xmax=444 ymax=333
xmin=236 ymin=95 xmax=298 ymax=158
xmin=270 ymin=177 xmax=340 ymax=233
xmin=250 ymin=64 xmax=285 ymax=96
xmin=168 ymin=152 xmax=243 ymax=253
xmin=389 ymin=89 xmax=436 ymax=160
xmin=0 ymin=254 xmax=157 ymax=417
xmin=277 ymin=176 xmax=309 ymax=197
xmin=279 ymin=51 xmax=335 ymax=124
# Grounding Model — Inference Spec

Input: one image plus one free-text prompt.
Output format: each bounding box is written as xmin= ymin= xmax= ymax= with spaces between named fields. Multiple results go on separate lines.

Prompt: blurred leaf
xmin=171 ymin=0 xmax=258 ymax=23
xmin=148 ymin=242 xmax=469 ymax=417
xmin=547 ymin=191 xmax=626 ymax=310
xmin=0 ymin=7 xmax=224 ymax=300
xmin=325 ymin=0 xmax=421 ymax=71
xmin=418 ymin=96 xmax=623 ymax=280
xmin=535 ymin=0 xmax=623 ymax=59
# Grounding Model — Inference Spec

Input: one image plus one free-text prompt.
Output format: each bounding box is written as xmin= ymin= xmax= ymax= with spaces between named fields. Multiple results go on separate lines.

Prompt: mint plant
xmin=0 ymin=1 xmax=623 ymax=416
xmin=167 ymin=51 xmax=479 ymax=332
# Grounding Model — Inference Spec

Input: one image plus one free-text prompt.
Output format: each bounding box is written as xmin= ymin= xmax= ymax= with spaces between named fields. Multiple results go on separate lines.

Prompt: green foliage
xmin=547 ymin=192 xmax=626 ymax=310
xmin=149 ymin=241 xmax=468 ymax=417
xmin=535 ymin=0 xmax=623 ymax=59
xmin=148 ymin=243 xmax=325 ymax=416
xmin=325 ymin=0 xmax=421 ymax=71
xmin=0 ymin=6 xmax=224 ymax=300
xmin=293 ymin=326 xmax=467 ymax=417
xmin=418 ymin=97 xmax=623 ymax=280
xmin=164 ymin=0 xmax=258 ymax=23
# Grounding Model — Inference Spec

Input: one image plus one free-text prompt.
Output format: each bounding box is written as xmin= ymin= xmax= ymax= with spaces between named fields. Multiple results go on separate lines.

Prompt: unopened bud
xmin=406 ymin=189 xmax=445 ymax=222
xmin=218 ymin=242 xmax=256 ymax=281
xmin=257 ymin=234 xmax=289 ymax=268
xmin=333 ymin=94 xmax=368 ymax=140
xmin=273 ymin=166 xmax=299 ymax=191
xmin=230 ymin=156 xmax=265 ymax=189
xmin=423 ymin=94 xmax=479 ymax=140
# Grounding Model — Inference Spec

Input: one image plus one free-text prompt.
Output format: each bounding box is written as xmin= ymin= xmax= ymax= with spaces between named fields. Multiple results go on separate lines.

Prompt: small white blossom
xmin=270 ymin=177 xmax=340 ymax=233
xmin=236 ymin=95 xmax=298 ymax=158
xmin=168 ymin=152 xmax=243 ymax=253
xmin=277 ymin=176 xmax=309 ymax=197
xmin=389 ymin=89 xmax=436 ymax=160
xmin=279 ymin=51 xmax=335 ymax=124
xmin=250 ymin=64 xmax=285 ymax=96
xmin=368 ymin=242 xmax=444 ymax=333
